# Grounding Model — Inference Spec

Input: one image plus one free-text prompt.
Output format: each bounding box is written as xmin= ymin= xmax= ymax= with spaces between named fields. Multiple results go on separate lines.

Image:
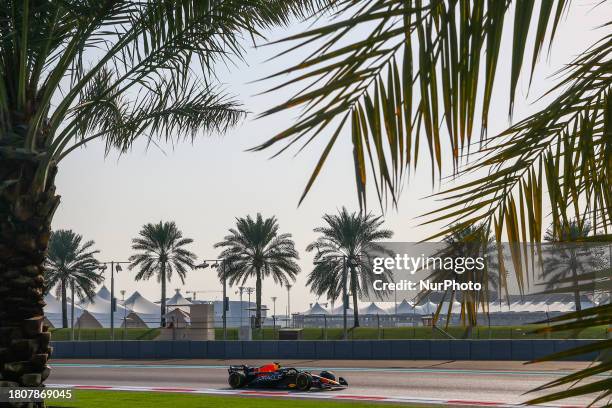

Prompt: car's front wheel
xmin=228 ymin=371 xmax=246 ymax=389
xmin=296 ymin=372 xmax=313 ymax=391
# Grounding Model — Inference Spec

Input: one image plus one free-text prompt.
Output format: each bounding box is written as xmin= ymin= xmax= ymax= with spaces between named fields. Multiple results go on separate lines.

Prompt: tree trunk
xmin=350 ymin=267 xmax=360 ymax=328
xmin=61 ymin=279 xmax=68 ymax=328
xmin=0 ymin=152 xmax=60 ymax=404
xmin=160 ymin=262 xmax=167 ymax=327
xmin=255 ymin=268 xmax=262 ymax=329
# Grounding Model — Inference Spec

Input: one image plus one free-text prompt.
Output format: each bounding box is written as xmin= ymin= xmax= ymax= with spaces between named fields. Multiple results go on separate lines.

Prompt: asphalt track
xmin=48 ymin=359 xmax=608 ymax=407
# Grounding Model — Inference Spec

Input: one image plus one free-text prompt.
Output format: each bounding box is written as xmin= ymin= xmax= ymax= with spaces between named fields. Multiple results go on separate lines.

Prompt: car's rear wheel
xmin=296 ymin=372 xmax=312 ymax=391
xmin=228 ymin=371 xmax=246 ymax=389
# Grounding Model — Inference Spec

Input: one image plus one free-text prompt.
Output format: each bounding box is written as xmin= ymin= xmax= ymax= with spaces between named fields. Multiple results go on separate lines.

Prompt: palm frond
xmin=253 ymin=0 xmax=579 ymax=208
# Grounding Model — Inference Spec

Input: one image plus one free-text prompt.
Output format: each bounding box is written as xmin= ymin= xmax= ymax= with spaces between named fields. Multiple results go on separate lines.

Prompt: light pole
xmin=286 ymin=284 xmax=292 ymax=328
xmin=197 ymin=259 xmax=229 ymax=340
xmin=99 ymin=261 xmax=130 ymax=340
xmin=271 ymin=296 xmax=277 ymax=318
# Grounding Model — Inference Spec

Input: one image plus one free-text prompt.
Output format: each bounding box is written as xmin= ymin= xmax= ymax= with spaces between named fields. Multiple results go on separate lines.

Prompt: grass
xmin=49 ymin=325 xmax=609 ymax=341
xmin=250 ymin=325 xmax=609 ymax=340
xmin=50 ymin=328 xmax=160 ymax=341
xmin=47 ymin=390 xmax=432 ymax=408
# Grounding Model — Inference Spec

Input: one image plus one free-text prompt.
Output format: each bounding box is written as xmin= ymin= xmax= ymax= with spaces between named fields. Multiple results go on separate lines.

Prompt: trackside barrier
xmin=50 ymin=339 xmax=597 ymax=361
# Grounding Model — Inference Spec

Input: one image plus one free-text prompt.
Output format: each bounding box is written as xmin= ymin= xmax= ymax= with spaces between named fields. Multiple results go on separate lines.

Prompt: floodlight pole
xmin=197 ymin=259 xmax=228 ymax=340
xmin=99 ymin=261 xmax=130 ymax=340
xmin=237 ymin=287 xmax=245 ymax=327
xmin=222 ymin=263 xmax=227 ymax=340
xmin=286 ymin=284 xmax=291 ymax=328
xmin=342 ymin=256 xmax=348 ymax=340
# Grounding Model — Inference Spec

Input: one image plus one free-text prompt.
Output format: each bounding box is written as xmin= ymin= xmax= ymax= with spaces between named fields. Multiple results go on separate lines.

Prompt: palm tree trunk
xmin=350 ymin=267 xmax=359 ymax=328
xmin=255 ymin=268 xmax=262 ymax=329
xmin=61 ymin=279 xmax=68 ymax=328
xmin=0 ymin=155 xmax=59 ymax=399
xmin=161 ymin=261 xmax=167 ymax=327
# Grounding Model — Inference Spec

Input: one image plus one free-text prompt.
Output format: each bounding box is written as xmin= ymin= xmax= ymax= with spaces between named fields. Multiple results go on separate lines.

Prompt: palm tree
xmin=0 ymin=0 xmax=330 ymax=390
xmin=44 ymin=230 xmax=102 ymax=329
xmin=306 ymin=208 xmax=393 ymax=327
xmin=215 ymin=214 xmax=300 ymax=329
xmin=254 ymin=4 xmax=610 ymax=404
xmin=421 ymin=224 xmax=500 ymax=328
xmin=542 ymin=221 xmax=606 ymax=313
xmin=129 ymin=221 xmax=197 ymax=327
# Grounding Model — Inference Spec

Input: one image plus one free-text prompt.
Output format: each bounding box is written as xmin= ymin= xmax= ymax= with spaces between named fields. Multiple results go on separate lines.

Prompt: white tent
xmin=123 ymin=291 xmax=160 ymax=327
xmin=526 ymin=302 xmax=550 ymax=312
xmin=304 ymin=302 xmax=329 ymax=315
xmin=509 ymin=301 xmax=535 ymax=312
xmin=545 ymin=302 xmax=572 ymax=313
xmin=96 ymin=285 xmax=111 ymax=301
xmin=80 ymin=287 xmax=129 ymax=328
xmin=414 ymin=301 xmax=437 ymax=315
xmin=166 ymin=289 xmax=192 ymax=313
xmin=440 ymin=300 xmax=462 ymax=313
xmin=488 ymin=302 xmax=513 ymax=313
xmin=569 ymin=300 xmax=595 ymax=311
xmin=360 ymin=302 xmax=387 ymax=315
xmin=43 ymin=293 xmax=83 ymax=328
xmin=331 ymin=305 xmax=354 ymax=315
xmin=76 ymin=310 xmax=103 ymax=328
xmin=393 ymin=299 xmax=414 ymax=314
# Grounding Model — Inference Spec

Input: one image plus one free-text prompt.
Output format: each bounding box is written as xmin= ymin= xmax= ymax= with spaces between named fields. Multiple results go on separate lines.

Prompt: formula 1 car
xmin=228 ymin=362 xmax=348 ymax=391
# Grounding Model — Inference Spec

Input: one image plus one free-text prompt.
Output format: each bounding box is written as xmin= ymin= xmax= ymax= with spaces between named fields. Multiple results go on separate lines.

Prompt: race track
xmin=49 ymin=359 xmax=607 ymax=407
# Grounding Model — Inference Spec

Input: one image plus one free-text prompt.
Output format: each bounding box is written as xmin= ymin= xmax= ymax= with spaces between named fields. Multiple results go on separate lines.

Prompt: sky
xmin=51 ymin=2 xmax=609 ymax=313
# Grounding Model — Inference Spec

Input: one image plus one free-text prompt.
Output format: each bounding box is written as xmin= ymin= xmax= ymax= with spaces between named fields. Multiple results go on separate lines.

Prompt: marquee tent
xmin=43 ymin=293 xmax=83 ymax=328
xmin=166 ymin=289 xmax=192 ymax=313
xmin=331 ymin=305 xmax=354 ymax=315
xmin=80 ymin=286 xmax=129 ymax=328
xmin=413 ymin=301 xmax=437 ymax=315
xmin=392 ymin=299 xmax=415 ymax=314
xmin=304 ymin=302 xmax=330 ymax=315
xmin=123 ymin=291 xmax=159 ymax=327
xmin=360 ymin=302 xmax=387 ymax=315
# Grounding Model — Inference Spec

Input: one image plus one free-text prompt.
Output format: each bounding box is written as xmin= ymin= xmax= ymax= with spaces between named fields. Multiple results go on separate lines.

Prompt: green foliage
xmin=45 ymin=230 xmax=102 ymax=300
xmin=306 ymin=207 xmax=393 ymax=326
xmin=253 ymin=5 xmax=610 ymax=403
xmin=129 ymin=221 xmax=197 ymax=283
xmin=254 ymin=0 xmax=579 ymax=209
xmin=129 ymin=221 xmax=197 ymax=326
xmin=417 ymin=225 xmax=499 ymax=327
xmin=0 ymin=0 xmax=334 ymax=192
xmin=215 ymin=214 xmax=300 ymax=327
xmin=250 ymin=325 xmax=609 ymax=340
xmin=49 ymin=325 xmax=609 ymax=341
xmin=49 ymin=328 xmax=160 ymax=341
xmin=44 ymin=229 xmax=103 ymax=327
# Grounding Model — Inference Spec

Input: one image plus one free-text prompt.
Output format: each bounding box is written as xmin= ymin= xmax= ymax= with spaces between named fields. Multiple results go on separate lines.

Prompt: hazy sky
xmin=51 ymin=2 xmax=609 ymax=313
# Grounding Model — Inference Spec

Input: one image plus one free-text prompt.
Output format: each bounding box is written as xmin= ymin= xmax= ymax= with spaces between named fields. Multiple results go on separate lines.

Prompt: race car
xmin=227 ymin=362 xmax=348 ymax=391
